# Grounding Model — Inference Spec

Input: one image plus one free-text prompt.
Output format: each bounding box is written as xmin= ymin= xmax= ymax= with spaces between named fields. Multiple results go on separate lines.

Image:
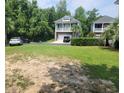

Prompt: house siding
xmin=54 ymin=16 xmax=80 ymax=41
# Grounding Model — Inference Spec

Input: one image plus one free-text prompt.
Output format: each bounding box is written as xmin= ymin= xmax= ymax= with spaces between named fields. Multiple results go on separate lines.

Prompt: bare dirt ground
xmin=6 ymin=54 xmax=117 ymax=93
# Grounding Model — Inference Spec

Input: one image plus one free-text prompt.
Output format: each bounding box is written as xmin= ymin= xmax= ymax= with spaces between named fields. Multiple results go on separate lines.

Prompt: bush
xmin=71 ymin=37 xmax=103 ymax=46
xmin=87 ymin=32 xmax=95 ymax=37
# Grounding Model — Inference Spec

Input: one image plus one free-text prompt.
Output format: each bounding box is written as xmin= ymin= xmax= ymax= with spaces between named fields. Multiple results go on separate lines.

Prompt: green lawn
xmin=6 ymin=44 xmax=119 ymax=67
xmin=6 ymin=44 xmax=119 ymax=89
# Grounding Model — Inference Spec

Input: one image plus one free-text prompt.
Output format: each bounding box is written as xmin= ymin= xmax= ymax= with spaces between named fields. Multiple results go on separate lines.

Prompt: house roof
xmin=114 ymin=0 xmax=119 ymax=4
xmin=94 ymin=16 xmax=115 ymax=23
xmin=54 ymin=16 xmax=80 ymax=24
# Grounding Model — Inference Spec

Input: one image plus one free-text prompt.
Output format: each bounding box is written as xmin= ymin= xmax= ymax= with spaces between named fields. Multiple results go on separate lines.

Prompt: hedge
xmin=71 ymin=37 xmax=103 ymax=46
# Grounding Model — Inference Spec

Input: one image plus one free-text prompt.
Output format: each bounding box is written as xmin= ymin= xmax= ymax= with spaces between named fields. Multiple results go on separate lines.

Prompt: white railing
xmin=55 ymin=28 xmax=72 ymax=32
xmin=94 ymin=28 xmax=104 ymax=32
xmin=95 ymin=28 xmax=102 ymax=31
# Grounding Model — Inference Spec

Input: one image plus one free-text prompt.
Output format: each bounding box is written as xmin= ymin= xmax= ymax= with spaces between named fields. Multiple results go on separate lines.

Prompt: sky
xmin=33 ymin=0 xmax=119 ymax=17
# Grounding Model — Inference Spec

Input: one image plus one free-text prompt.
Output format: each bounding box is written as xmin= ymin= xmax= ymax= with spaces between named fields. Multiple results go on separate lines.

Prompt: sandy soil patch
xmin=6 ymin=54 xmax=117 ymax=93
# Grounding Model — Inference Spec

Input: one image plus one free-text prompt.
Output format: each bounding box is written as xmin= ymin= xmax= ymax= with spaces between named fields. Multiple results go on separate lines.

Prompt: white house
xmin=54 ymin=16 xmax=80 ymax=42
xmin=91 ymin=16 xmax=115 ymax=37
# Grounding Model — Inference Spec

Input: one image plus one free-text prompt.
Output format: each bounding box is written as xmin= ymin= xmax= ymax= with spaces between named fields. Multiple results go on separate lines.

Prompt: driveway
xmin=51 ymin=40 xmax=71 ymax=45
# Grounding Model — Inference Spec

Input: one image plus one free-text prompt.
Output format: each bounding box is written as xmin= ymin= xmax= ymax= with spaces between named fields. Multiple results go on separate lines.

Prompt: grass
xmin=6 ymin=44 xmax=119 ymax=89
xmin=6 ymin=44 xmax=119 ymax=67
xmin=46 ymin=39 xmax=54 ymax=42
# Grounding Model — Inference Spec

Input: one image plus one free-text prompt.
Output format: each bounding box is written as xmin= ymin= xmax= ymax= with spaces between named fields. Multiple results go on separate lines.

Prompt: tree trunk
xmin=106 ymin=38 xmax=109 ymax=46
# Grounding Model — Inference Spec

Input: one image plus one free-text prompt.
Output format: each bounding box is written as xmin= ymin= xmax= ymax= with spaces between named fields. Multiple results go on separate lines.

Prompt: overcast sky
xmin=33 ymin=0 xmax=119 ymax=18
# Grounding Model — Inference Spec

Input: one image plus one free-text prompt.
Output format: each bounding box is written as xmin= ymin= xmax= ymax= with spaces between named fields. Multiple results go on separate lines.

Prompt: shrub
xmin=71 ymin=37 xmax=103 ymax=46
xmin=87 ymin=32 xmax=95 ymax=37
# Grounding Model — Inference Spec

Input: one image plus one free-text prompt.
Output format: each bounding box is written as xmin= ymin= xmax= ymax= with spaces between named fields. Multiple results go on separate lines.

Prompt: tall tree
xmin=56 ymin=0 xmax=71 ymax=19
xmin=74 ymin=6 xmax=87 ymax=36
xmin=86 ymin=8 xmax=100 ymax=33
xmin=48 ymin=7 xmax=57 ymax=30
xmin=75 ymin=6 xmax=86 ymax=23
xmin=5 ymin=0 xmax=54 ymax=42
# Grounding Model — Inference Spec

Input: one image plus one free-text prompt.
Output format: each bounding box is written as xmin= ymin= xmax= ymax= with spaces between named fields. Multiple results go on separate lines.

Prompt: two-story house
xmin=54 ymin=16 xmax=80 ymax=42
xmin=91 ymin=16 xmax=115 ymax=37
xmin=54 ymin=15 xmax=115 ymax=43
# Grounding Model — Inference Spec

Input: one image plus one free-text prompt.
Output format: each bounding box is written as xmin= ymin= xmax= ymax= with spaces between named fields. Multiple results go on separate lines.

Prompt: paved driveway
xmin=51 ymin=40 xmax=71 ymax=45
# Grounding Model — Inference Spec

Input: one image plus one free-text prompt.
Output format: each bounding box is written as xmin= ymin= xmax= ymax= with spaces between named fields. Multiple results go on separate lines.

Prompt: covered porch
xmin=92 ymin=23 xmax=110 ymax=32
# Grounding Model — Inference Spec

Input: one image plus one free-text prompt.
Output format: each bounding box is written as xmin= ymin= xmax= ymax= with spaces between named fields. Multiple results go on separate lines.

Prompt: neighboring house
xmin=91 ymin=16 xmax=115 ymax=37
xmin=54 ymin=16 xmax=80 ymax=42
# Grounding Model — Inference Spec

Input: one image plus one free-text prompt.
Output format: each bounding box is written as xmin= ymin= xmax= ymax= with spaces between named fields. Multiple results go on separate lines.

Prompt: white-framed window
xmin=95 ymin=24 xmax=102 ymax=28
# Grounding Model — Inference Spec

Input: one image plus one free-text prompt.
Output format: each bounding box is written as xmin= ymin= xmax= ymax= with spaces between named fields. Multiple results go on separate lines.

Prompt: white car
xmin=9 ymin=37 xmax=23 ymax=46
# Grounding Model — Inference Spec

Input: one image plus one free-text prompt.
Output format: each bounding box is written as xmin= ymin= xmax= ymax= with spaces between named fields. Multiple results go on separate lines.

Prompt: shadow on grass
xmin=99 ymin=46 xmax=119 ymax=52
xmin=82 ymin=64 xmax=119 ymax=90
xmin=38 ymin=63 xmax=119 ymax=93
xmin=38 ymin=63 xmax=86 ymax=93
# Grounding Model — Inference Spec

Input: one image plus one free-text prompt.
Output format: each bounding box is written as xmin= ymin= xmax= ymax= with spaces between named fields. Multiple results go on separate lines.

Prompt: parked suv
xmin=9 ymin=37 xmax=23 ymax=46
xmin=63 ymin=36 xmax=70 ymax=42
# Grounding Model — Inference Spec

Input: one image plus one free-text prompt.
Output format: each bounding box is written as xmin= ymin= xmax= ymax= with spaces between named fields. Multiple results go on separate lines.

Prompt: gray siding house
xmin=54 ymin=16 xmax=80 ymax=42
xmin=91 ymin=16 xmax=115 ymax=37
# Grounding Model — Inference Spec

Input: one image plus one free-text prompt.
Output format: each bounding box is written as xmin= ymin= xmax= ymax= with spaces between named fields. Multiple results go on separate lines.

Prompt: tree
xmin=56 ymin=0 xmax=71 ymax=19
xmin=74 ymin=6 xmax=87 ymax=36
xmin=101 ymin=18 xmax=119 ymax=48
xmin=45 ymin=7 xmax=57 ymax=30
xmin=86 ymin=8 xmax=100 ymax=35
xmin=71 ymin=24 xmax=82 ymax=38
xmin=6 ymin=0 xmax=54 ymax=42
xmin=75 ymin=6 xmax=86 ymax=23
xmin=102 ymin=27 xmax=113 ymax=46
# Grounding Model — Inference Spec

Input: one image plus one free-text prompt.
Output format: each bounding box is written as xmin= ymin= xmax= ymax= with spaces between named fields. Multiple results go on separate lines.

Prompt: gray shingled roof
xmin=54 ymin=16 xmax=80 ymax=24
xmin=94 ymin=16 xmax=115 ymax=23
xmin=114 ymin=0 xmax=119 ymax=4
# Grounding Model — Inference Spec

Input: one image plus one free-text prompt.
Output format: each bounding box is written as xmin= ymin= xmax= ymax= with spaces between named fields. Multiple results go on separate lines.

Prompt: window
xmin=63 ymin=16 xmax=70 ymax=21
xmin=63 ymin=24 xmax=70 ymax=30
xmin=58 ymin=24 xmax=62 ymax=29
xmin=71 ymin=23 xmax=77 ymax=26
xmin=95 ymin=24 xmax=102 ymax=28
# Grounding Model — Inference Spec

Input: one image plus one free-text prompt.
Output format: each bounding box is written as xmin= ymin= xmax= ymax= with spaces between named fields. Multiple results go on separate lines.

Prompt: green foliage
xmin=86 ymin=8 xmax=100 ymax=35
xmin=5 ymin=0 xmax=55 ymax=42
xmin=71 ymin=24 xmax=82 ymax=38
xmin=86 ymin=8 xmax=100 ymax=26
xmin=101 ymin=18 xmax=119 ymax=49
xmin=75 ymin=6 xmax=86 ymax=22
xmin=74 ymin=7 xmax=100 ymax=36
xmin=6 ymin=44 xmax=119 ymax=90
xmin=5 ymin=0 xmax=101 ymax=41
xmin=87 ymin=32 xmax=95 ymax=37
xmin=83 ymin=64 xmax=119 ymax=89
xmin=71 ymin=37 xmax=103 ymax=46
xmin=74 ymin=6 xmax=87 ymax=36
xmin=56 ymin=0 xmax=71 ymax=19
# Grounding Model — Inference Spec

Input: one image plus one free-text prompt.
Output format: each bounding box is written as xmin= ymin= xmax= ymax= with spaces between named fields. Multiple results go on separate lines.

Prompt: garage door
xmin=58 ymin=34 xmax=65 ymax=41
xmin=57 ymin=33 xmax=71 ymax=41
